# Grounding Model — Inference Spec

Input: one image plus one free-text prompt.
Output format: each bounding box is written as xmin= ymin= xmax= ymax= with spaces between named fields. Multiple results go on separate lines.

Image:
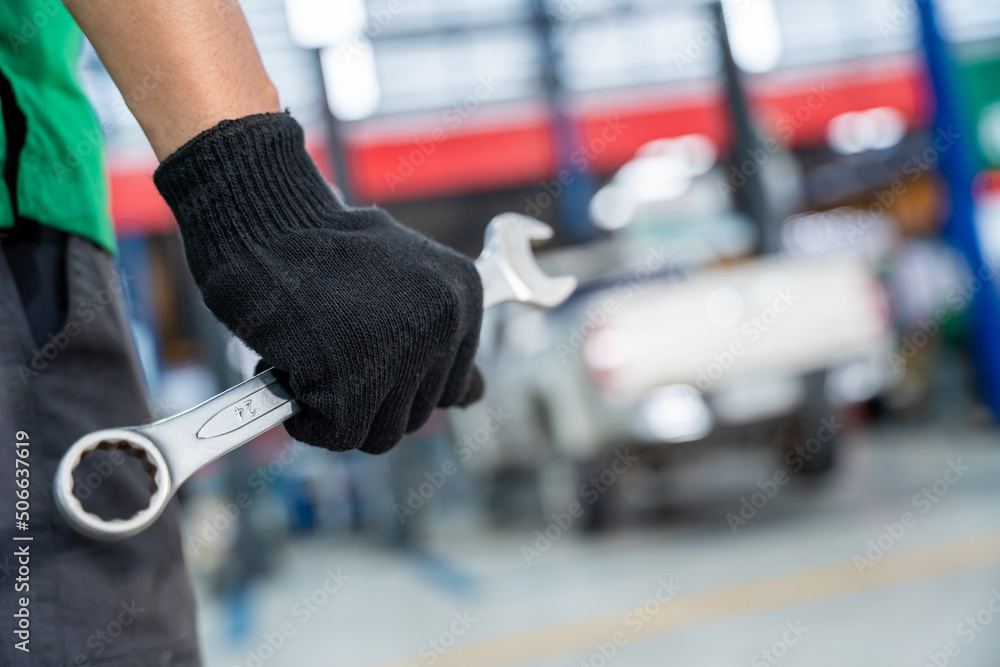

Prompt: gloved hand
xmin=154 ymin=112 xmax=483 ymax=454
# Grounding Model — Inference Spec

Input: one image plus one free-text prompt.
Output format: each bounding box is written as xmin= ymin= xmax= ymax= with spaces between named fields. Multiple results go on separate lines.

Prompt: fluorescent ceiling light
xmin=285 ymin=0 xmax=367 ymax=49
xmin=721 ymin=0 xmax=783 ymax=74
xmin=320 ymin=44 xmax=381 ymax=121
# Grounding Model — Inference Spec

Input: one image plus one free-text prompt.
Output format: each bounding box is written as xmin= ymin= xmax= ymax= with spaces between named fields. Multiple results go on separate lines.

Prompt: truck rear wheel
xmin=781 ymin=372 xmax=837 ymax=476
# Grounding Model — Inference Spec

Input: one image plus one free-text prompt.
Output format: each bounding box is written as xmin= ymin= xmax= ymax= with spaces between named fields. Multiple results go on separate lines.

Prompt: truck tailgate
xmin=597 ymin=253 xmax=889 ymax=398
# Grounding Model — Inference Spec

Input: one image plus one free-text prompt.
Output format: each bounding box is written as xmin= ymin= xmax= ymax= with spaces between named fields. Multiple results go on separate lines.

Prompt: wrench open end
xmin=476 ymin=213 xmax=578 ymax=310
xmin=55 ymin=429 xmax=172 ymax=541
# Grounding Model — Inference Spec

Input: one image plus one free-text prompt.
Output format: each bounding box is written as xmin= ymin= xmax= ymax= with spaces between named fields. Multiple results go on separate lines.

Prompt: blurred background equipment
xmin=76 ymin=0 xmax=1000 ymax=664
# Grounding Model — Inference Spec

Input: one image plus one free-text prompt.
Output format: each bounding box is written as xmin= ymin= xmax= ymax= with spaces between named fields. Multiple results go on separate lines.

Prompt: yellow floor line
xmin=370 ymin=532 xmax=1000 ymax=667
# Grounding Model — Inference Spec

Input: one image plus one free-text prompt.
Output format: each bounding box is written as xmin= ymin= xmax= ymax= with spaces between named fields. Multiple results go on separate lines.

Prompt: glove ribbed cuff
xmin=153 ymin=112 xmax=342 ymax=247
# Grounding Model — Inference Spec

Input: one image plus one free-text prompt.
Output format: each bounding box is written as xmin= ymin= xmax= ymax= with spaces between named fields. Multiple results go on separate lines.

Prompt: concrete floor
xmin=193 ymin=424 xmax=1000 ymax=667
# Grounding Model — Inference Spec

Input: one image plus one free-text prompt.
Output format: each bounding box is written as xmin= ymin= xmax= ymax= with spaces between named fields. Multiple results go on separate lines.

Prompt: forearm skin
xmin=61 ymin=0 xmax=280 ymax=160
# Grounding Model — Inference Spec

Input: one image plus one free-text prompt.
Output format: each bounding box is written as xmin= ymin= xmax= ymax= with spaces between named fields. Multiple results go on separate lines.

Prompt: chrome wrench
xmin=56 ymin=213 xmax=576 ymax=540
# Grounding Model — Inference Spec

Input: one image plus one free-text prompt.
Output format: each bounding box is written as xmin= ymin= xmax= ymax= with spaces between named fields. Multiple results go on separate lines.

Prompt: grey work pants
xmin=0 ymin=232 xmax=200 ymax=666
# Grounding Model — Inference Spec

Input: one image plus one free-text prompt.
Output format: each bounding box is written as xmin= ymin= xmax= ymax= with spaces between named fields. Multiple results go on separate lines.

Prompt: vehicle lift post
xmin=918 ymin=0 xmax=1000 ymax=419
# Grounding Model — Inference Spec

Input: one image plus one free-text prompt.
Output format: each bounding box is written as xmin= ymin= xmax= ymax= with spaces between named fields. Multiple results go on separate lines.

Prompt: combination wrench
xmin=55 ymin=213 xmax=576 ymax=540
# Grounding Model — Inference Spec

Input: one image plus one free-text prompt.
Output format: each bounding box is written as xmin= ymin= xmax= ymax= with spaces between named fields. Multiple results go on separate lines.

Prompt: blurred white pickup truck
xmin=451 ymin=137 xmax=897 ymax=526
xmin=453 ymin=246 xmax=895 ymax=525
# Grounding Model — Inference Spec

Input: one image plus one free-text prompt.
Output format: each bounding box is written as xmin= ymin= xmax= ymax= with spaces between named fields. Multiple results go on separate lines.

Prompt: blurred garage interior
xmin=76 ymin=0 xmax=1000 ymax=664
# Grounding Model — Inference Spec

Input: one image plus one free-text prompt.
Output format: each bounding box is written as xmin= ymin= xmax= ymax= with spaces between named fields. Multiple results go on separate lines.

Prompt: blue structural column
xmin=918 ymin=0 xmax=1000 ymax=416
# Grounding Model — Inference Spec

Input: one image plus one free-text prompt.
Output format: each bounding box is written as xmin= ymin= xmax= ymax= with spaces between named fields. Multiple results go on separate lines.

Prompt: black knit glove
xmin=154 ymin=112 xmax=483 ymax=454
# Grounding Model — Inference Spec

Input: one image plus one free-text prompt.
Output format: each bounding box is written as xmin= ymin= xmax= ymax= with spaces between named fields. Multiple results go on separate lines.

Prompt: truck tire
xmin=781 ymin=372 xmax=837 ymax=476
xmin=576 ymin=456 xmax=626 ymax=531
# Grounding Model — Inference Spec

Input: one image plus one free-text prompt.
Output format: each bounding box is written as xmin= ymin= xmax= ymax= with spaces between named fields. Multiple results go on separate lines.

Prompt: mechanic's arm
xmin=62 ymin=0 xmax=279 ymax=160
xmin=61 ymin=0 xmax=485 ymax=453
